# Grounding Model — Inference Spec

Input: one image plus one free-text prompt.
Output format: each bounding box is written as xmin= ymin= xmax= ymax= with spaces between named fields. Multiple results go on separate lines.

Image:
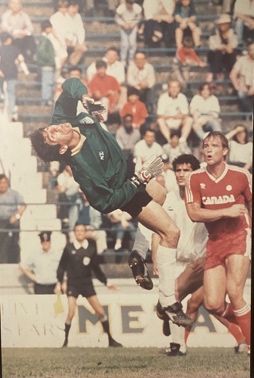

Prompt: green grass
xmin=1 ymin=347 xmax=250 ymax=378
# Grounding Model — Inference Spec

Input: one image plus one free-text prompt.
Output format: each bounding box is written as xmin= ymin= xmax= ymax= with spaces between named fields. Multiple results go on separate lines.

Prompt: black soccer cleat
xmin=62 ymin=339 xmax=68 ymax=347
xmin=156 ymin=301 xmax=171 ymax=337
xmin=128 ymin=250 xmax=153 ymax=290
xmin=108 ymin=338 xmax=123 ymax=348
xmin=166 ymin=342 xmax=186 ymax=357
xmin=163 ymin=302 xmax=194 ymax=327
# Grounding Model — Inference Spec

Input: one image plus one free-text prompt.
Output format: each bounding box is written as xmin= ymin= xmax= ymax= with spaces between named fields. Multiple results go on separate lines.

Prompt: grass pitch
xmin=1 ymin=347 xmax=250 ymax=378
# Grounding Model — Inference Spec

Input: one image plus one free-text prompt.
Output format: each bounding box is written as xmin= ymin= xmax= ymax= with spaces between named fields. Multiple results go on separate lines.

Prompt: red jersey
xmin=185 ymin=164 xmax=252 ymax=237
xmin=185 ymin=164 xmax=252 ymax=269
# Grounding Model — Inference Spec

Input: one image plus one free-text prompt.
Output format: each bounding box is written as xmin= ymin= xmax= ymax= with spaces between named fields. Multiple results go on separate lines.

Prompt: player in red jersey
xmin=185 ymin=131 xmax=252 ymax=354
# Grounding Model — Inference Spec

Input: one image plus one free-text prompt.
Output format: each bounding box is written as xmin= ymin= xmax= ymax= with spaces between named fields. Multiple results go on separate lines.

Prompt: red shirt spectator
xmin=120 ymin=86 xmax=148 ymax=129
xmin=89 ymin=60 xmax=120 ymax=113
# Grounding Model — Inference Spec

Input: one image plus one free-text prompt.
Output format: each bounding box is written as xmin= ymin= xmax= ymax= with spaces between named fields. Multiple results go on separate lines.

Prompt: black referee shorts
xmin=67 ymin=281 xmax=96 ymax=298
xmin=120 ymin=157 xmax=153 ymax=219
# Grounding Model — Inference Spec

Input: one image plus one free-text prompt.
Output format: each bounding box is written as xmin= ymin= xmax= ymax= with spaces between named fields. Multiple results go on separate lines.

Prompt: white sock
xmin=170 ymin=322 xmax=186 ymax=353
xmin=156 ymin=245 xmax=176 ymax=307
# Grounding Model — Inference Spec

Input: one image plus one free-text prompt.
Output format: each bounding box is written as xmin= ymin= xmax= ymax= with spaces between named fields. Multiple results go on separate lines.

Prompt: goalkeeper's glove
xmin=81 ymin=96 xmax=106 ymax=116
xmin=131 ymin=155 xmax=164 ymax=188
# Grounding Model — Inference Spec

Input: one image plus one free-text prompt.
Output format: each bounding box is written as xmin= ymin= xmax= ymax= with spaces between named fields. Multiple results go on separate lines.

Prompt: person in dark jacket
xmin=55 ymin=222 xmax=122 ymax=347
xmin=30 ymin=77 xmax=193 ymax=328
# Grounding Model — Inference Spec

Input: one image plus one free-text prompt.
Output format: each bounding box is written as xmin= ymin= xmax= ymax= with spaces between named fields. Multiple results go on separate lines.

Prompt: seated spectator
xmin=127 ymin=51 xmax=156 ymax=114
xmin=174 ymin=0 xmax=201 ymax=49
xmin=86 ymin=46 xmax=126 ymax=109
xmin=229 ymin=39 xmax=254 ymax=112
xmin=142 ymin=0 xmax=176 ymax=48
xmin=1 ymin=0 xmax=36 ymax=63
xmin=176 ymin=36 xmax=206 ymax=67
xmin=54 ymin=65 xmax=88 ymax=111
xmin=77 ymin=192 xmax=108 ymax=254
xmin=162 ymin=130 xmax=191 ymax=169
xmin=36 ymin=21 xmax=56 ymax=107
xmin=133 ymin=128 xmax=163 ymax=163
xmin=115 ymin=0 xmax=142 ymax=66
xmin=174 ymin=36 xmax=206 ymax=87
xmin=89 ymin=59 xmax=121 ymax=124
xmin=55 ymin=164 xmax=81 ymax=231
xmin=119 ymin=86 xmax=148 ymax=130
xmin=0 ymin=31 xmax=29 ymax=121
xmin=19 ymin=231 xmax=63 ymax=294
xmin=115 ymin=114 xmax=141 ymax=161
xmin=207 ymin=14 xmax=238 ymax=82
xmin=65 ymin=0 xmax=87 ymax=66
xmin=233 ymin=0 xmax=254 ymax=47
xmin=107 ymin=209 xmax=136 ymax=251
xmin=225 ymin=124 xmax=253 ymax=173
xmin=50 ymin=0 xmax=69 ymax=67
xmin=189 ymin=82 xmax=222 ymax=140
xmin=160 ymin=153 xmax=178 ymax=193
xmin=0 ymin=174 xmax=26 ymax=263
xmin=157 ymin=79 xmax=193 ymax=144
xmin=86 ymin=46 xmax=125 ymax=86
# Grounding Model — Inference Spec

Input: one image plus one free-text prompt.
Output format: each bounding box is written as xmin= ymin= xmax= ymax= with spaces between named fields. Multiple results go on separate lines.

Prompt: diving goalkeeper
xmin=31 ymin=78 xmax=192 ymax=327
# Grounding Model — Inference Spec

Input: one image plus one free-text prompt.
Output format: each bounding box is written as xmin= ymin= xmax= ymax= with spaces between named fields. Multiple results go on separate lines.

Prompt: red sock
xmin=233 ymin=304 xmax=251 ymax=347
xmin=227 ymin=323 xmax=245 ymax=345
xmin=221 ymin=303 xmax=238 ymax=324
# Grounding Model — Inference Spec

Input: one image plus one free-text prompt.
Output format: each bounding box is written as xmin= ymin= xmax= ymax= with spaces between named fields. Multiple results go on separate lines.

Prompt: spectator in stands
xmin=174 ymin=36 xmax=206 ymax=87
xmin=0 ymin=31 xmax=29 ymax=121
xmin=134 ymin=128 xmax=163 ymax=163
xmin=115 ymin=0 xmax=143 ymax=66
xmin=36 ymin=21 xmax=56 ymax=107
xmin=142 ymin=0 xmax=176 ymax=48
xmin=176 ymin=36 xmax=206 ymax=67
xmin=116 ymin=113 xmax=141 ymax=161
xmin=229 ymin=39 xmax=254 ymax=112
xmin=78 ymin=192 xmax=108 ymax=254
xmin=50 ymin=0 xmax=69 ymax=67
xmin=65 ymin=0 xmax=87 ymax=66
xmin=0 ymin=174 xmax=26 ymax=263
xmin=86 ymin=46 xmax=125 ymax=86
xmin=107 ymin=209 xmax=136 ymax=251
xmin=55 ymin=164 xmax=81 ymax=231
xmin=157 ymin=79 xmax=193 ymax=144
xmin=207 ymin=13 xmax=238 ymax=82
xmin=174 ymin=0 xmax=201 ymax=49
xmin=54 ymin=65 xmax=88 ymax=112
xmin=225 ymin=124 xmax=253 ymax=173
xmin=162 ymin=130 xmax=191 ymax=169
xmin=19 ymin=231 xmax=62 ymax=294
xmin=119 ymin=86 xmax=148 ymax=130
xmin=160 ymin=153 xmax=178 ymax=193
xmin=233 ymin=0 xmax=254 ymax=46
xmin=1 ymin=0 xmax=36 ymax=63
xmin=127 ymin=51 xmax=156 ymax=114
xmin=189 ymin=82 xmax=222 ymax=141
xmin=86 ymin=46 xmax=126 ymax=110
xmin=89 ymin=59 xmax=121 ymax=124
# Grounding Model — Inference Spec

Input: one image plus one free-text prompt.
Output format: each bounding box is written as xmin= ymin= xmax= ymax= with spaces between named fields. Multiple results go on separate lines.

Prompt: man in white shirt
xmin=127 ymin=51 xmax=156 ymax=114
xmin=134 ymin=128 xmax=163 ymax=163
xmin=65 ymin=0 xmax=87 ymax=65
xmin=157 ymin=79 xmax=193 ymax=143
xmin=19 ymin=231 xmax=62 ymax=294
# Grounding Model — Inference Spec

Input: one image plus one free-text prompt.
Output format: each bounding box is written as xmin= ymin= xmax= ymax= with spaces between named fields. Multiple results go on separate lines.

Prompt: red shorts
xmin=204 ymin=227 xmax=251 ymax=271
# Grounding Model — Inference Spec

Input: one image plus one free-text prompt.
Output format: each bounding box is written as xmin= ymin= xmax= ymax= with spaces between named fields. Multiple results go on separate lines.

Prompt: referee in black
xmin=55 ymin=222 xmax=122 ymax=348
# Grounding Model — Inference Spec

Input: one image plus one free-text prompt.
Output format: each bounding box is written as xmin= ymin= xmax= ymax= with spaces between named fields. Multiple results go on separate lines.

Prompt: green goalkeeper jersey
xmin=52 ymin=78 xmax=138 ymax=214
